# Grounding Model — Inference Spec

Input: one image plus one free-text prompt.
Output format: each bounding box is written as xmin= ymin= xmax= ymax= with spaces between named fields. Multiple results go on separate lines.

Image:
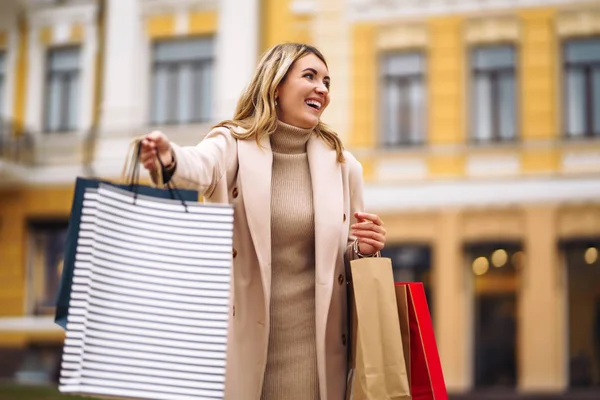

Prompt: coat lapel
xmin=308 ymin=134 xmax=343 ymax=286
xmin=237 ymin=135 xmax=273 ymax=302
xmin=307 ymin=134 xmax=343 ymax=399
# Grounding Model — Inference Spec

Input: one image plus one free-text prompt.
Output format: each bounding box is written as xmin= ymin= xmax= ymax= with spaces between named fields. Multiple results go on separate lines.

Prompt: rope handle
xmin=120 ymin=136 xmax=189 ymax=212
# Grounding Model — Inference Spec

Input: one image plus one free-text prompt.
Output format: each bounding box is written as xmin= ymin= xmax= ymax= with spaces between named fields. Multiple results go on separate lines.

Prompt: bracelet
xmin=353 ymin=239 xmax=378 ymax=258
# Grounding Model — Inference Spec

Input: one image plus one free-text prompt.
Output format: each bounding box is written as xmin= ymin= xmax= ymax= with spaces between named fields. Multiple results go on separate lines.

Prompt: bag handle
xmin=121 ymin=137 xmax=189 ymax=213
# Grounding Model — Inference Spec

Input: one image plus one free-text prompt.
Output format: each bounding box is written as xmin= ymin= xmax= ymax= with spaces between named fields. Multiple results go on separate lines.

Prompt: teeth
xmin=305 ymin=100 xmax=322 ymax=110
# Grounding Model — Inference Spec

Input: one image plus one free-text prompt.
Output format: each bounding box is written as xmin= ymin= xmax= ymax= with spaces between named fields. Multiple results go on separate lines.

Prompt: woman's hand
xmin=140 ymin=131 xmax=173 ymax=172
xmin=352 ymin=212 xmax=386 ymax=256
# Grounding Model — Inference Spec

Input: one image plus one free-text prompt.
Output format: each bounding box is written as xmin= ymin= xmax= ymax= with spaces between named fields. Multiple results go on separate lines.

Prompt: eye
xmin=324 ymin=81 xmax=331 ymax=90
xmin=303 ymin=72 xmax=314 ymax=80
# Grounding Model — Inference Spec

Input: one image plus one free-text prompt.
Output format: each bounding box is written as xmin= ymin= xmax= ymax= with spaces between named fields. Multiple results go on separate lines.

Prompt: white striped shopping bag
xmin=59 ymin=183 xmax=234 ymax=400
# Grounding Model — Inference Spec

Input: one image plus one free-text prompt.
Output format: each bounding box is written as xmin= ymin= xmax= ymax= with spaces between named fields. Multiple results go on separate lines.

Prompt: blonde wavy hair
xmin=214 ymin=43 xmax=345 ymax=163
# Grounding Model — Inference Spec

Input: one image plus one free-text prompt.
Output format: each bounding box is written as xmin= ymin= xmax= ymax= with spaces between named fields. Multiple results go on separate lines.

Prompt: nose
xmin=315 ymin=83 xmax=328 ymax=95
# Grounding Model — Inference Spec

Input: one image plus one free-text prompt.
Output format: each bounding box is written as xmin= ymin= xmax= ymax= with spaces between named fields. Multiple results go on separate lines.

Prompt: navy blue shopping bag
xmin=54 ymin=175 xmax=199 ymax=329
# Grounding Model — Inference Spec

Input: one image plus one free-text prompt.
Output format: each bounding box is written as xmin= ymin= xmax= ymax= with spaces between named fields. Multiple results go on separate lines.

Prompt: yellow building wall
xmin=350 ymin=22 xmax=376 ymax=149
xmin=39 ymin=26 xmax=52 ymax=45
xmin=261 ymin=0 xmax=314 ymax=52
xmin=428 ymin=16 xmax=465 ymax=146
xmin=427 ymin=17 xmax=466 ymax=178
xmin=262 ymin=0 xmax=293 ymax=51
xmin=145 ymin=11 xmax=217 ymax=39
xmin=146 ymin=15 xmax=176 ymax=39
xmin=189 ymin=11 xmax=218 ymax=36
xmin=70 ymin=23 xmax=85 ymax=42
xmin=347 ymin=6 xmax=596 ymax=182
xmin=12 ymin=18 xmax=28 ymax=135
xmin=0 ymin=188 xmax=74 ymax=317
xmin=519 ymin=9 xmax=560 ymax=174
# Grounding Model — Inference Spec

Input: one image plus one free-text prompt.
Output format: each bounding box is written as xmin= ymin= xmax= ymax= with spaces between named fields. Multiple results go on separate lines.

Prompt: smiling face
xmin=275 ymin=53 xmax=331 ymax=129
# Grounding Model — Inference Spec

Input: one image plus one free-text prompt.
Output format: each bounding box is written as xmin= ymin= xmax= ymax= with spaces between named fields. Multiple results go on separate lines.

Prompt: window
xmin=0 ymin=51 xmax=5 ymax=118
xmin=471 ymin=45 xmax=517 ymax=142
xmin=564 ymin=38 xmax=600 ymax=139
xmin=150 ymin=37 xmax=214 ymax=125
xmin=468 ymin=243 xmax=522 ymax=388
xmin=26 ymin=220 xmax=68 ymax=316
xmin=44 ymin=46 xmax=81 ymax=132
xmin=380 ymin=52 xmax=426 ymax=146
xmin=563 ymin=239 xmax=600 ymax=387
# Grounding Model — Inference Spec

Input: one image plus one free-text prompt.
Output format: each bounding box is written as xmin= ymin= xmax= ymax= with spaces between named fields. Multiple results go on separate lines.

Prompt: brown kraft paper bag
xmin=346 ymin=257 xmax=411 ymax=400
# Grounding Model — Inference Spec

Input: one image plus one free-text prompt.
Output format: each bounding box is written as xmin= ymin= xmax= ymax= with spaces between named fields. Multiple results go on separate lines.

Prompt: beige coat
xmin=165 ymin=126 xmax=364 ymax=400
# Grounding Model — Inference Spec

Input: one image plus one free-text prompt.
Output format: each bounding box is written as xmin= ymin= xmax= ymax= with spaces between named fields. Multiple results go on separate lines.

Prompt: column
xmin=213 ymin=0 xmax=259 ymax=121
xmin=92 ymin=0 xmax=142 ymax=178
xmin=433 ymin=210 xmax=472 ymax=392
xmin=520 ymin=205 xmax=567 ymax=391
xmin=98 ymin=0 xmax=141 ymax=134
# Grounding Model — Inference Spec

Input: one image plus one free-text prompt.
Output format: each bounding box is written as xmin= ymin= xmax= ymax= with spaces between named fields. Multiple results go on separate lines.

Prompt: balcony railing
xmin=0 ymin=118 xmax=35 ymax=166
xmin=0 ymin=116 xmax=101 ymax=172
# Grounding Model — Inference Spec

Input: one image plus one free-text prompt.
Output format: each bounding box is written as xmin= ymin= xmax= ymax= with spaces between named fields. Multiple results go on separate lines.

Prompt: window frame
xmin=562 ymin=36 xmax=600 ymax=140
xmin=43 ymin=45 xmax=81 ymax=133
xmin=25 ymin=219 xmax=69 ymax=316
xmin=149 ymin=37 xmax=214 ymax=126
xmin=379 ymin=50 xmax=427 ymax=147
xmin=469 ymin=43 xmax=519 ymax=144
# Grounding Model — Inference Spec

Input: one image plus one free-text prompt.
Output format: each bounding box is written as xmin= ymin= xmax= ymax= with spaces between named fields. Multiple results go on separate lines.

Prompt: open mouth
xmin=305 ymin=99 xmax=322 ymax=111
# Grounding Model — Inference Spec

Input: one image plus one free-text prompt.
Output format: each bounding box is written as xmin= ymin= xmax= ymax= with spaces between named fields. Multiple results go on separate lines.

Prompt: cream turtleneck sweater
xmin=260 ymin=121 xmax=320 ymax=400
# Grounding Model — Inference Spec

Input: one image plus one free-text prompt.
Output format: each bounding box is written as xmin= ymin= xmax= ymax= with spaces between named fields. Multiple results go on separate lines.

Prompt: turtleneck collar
xmin=270 ymin=120 xmax=314 ymax=154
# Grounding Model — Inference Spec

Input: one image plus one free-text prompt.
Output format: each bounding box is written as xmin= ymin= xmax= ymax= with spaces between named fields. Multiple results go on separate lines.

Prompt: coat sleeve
xmin=344 ymin=154 xmax=365 ymax=264
xmin=151 ymin=126 xmax=237 ymax=197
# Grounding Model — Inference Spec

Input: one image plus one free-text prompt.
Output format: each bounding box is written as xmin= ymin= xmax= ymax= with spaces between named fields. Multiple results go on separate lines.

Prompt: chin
xmin=299 ymin=115 xmax=319 ymax=129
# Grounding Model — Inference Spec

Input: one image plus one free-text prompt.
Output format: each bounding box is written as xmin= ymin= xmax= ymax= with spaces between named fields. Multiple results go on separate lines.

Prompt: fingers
xmin=357 ymin=238 xmax=384 ymax=252
xmin=354 ymin=211 xmax=383 ymax=226
xmin=140 ymin=131 xmax=171 ymax=172
xmin=351 ymin=221 xmax=386 ymax=235
xmin=146 ymin=131 xmax=171 ymax=152
xmin=139 ymin=139 xmax=157 ymax=171
xmin=352 ymin=229 xmax=385 ymax=244
xmin=352 ymin=211 xmax=386 ymax=254
xmin=147 ymin=130 xmax=163 ymax=141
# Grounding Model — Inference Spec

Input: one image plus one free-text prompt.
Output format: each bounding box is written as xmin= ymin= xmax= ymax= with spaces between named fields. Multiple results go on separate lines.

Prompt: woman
xmin=140 ymin=43 xmax=386 ymax=400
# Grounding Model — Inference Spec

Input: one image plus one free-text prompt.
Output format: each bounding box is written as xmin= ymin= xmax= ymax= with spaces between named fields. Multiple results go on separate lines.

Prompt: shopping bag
xmin=58 ymin=182 xmax=234 ymax=399
xmin=347 ymin=257 xmax=411 ymax=400
xmin=54 ymin=176 xmax=199 ymax=328
xmin=395 ymin=283 xmax=448 ymax=400
xmin=55 ymin=137 xmax=199 ymax=329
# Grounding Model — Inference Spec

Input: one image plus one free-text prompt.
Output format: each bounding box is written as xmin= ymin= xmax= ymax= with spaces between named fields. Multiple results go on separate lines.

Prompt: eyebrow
xmin=302 ymin=67 xmax=330 ymax=81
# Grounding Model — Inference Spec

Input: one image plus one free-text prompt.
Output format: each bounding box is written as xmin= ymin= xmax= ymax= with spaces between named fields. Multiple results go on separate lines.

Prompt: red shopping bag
xmin=395 ymin=283 xmax=448 ymax=400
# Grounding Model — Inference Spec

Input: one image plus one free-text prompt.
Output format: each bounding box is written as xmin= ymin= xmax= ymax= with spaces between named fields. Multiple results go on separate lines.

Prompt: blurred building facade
xmin=0 ymin=0 xmax=599 ymax=395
